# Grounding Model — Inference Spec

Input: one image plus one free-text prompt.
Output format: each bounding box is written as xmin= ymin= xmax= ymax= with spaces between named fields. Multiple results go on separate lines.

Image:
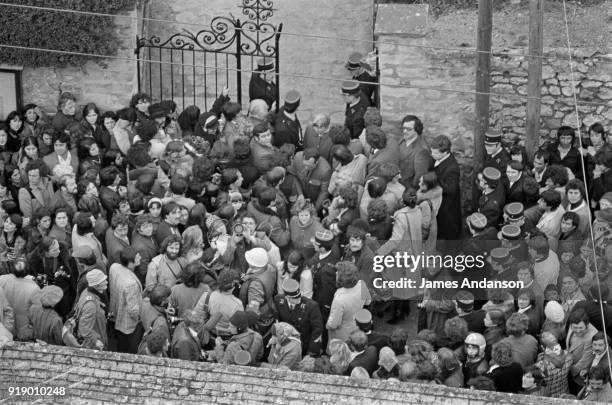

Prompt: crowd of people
xmin=0 ymin=53 xmax=612 ymax=401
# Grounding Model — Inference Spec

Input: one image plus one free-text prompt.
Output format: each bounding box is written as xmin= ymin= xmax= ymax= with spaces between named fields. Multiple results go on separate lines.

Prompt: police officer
xmin=477 ymin=167 xmax=506 ymax=229
xmin=345 ymin=52 xmax=377 ymax=104
xmin=498 ymin=224 xmax=528 ymax=264
xmin=484 ymin=128 xmax=510 ymax=176
xmin=461 ymin=212 xmax=499 ymax=259
xmin=502 ymin=202 xmax=541 ymax=238
xmin=354 ymin=309 xmax=389 ymax=351
xmin=249 ymin=57 xmax=277 ymax=109
xmin=272 ymin=90 xmax=303 ymax=150
xmin=342 ymin=80 xmax=370 ymax=140
xmin=273 ymin=279 xmax=324 ymax=356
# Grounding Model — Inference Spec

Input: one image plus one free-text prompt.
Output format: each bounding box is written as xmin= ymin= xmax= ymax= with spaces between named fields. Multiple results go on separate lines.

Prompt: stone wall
xmin=145 ymin=0 xmax=374 ymax=121
xmin=20 ymin=8 xmax=139 ymax=115
xmin=490 ymin=50 xmax=612 ymax=146
xmin=376 ymin=4 xmax=612 ymax=160
xmin=0 ymin=342 xmax=589 ymax=404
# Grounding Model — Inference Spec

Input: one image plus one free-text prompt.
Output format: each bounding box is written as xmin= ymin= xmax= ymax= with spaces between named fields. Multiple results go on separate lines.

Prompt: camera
xmin=233 ymin=223 xmax=244 ymax=236
xmin=35 ymin=273 xmax=49 ymax=289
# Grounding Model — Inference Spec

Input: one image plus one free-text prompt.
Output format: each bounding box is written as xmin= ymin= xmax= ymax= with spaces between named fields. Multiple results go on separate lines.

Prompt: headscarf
xmin=378 ymin=346 xmax=399 ymax=372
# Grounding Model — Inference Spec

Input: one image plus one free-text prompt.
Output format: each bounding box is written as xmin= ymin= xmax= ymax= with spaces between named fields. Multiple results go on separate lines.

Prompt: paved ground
xmin=372 ymin=301 xmax=420 ymax=340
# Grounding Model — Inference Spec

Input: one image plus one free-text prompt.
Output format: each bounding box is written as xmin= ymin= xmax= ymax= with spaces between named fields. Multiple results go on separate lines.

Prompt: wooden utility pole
xmin=474 ymin=0 xmax=492 ymax=174
xmin=526 ymin=0 xmax=544 ymax=160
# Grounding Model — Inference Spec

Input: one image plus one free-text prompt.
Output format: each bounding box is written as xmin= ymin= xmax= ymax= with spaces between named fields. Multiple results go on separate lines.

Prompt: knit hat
xmin=595 ymin=208 xmax=612 ymax=223
xmin=245 ymin=247 xmax=268 ymax=268
xmin=40 ymin=285 xmax=63 ymax=307
xmin=86 ymin=269 xmax=107 ymax=287
xmin=229 ymin=311 xmax=250 ymax=333
xmin=544 ymin=301 xmax=565 ymax=323
xmin=600 ymin=192 xmax=612 ymax=207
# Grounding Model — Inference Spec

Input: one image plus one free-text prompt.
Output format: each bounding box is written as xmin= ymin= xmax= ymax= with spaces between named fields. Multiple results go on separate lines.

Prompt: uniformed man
xmin=497 ymin=224 xmax=528 ymax=264
xmin=354 ymin=309 xmax=389 ymax=351
xmin=345 ymin=52 xmax=378 ymax=104
xmin=484 ymin=129 xmax=511 ymax=175
xmin=342 ymin=80 xmax=370 ymax=140
xmin=273 ymin=279 xmax=324 ymax=356
xmin=272 ymin=90 xmax=303 ymax=150
xmin=477 ymin=167 xmax=506 ymax=229
xmin=502 ymin=202 xmax=541 ymax=239
xmin=460 ymin=212 xmax=499 ymax=259
xmin=249 ymin=57 xmax=277 ymax=109
xmin=487 ymin=247 xmax=517 ymax=284
xmin=307 ymin=230 xmax=340 ymax=339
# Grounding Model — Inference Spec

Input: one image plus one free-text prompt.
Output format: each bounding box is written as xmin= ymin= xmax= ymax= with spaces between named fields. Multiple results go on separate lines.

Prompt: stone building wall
xmin=144 ymin=0 xmax=374 ymax=121
xmin=20 ymin=8 xmax=139 ymax=115
xmin=376 ymin=4 xmax=612 ymax=161
xmin=0 ymin=342 xmax=586 ymax=404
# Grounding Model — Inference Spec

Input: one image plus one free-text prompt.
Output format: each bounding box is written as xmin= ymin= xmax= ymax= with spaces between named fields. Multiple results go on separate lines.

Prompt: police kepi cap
xmin=485 ymin=128 xmax=502 ymax=143
xmin=282 ymin=279 xmax=301 ymax=298
xmin=256 ymin=57 xmax=275 ymax=72
xmin=483 ymin=167 xmax=501 ymax=182
xmin=504 ymin=202 xmax=524 ymax=220
xmin=466 ymin=212 xmax=487 ymax=230
xmin=341 ymin=80 xmax=360 ymax=95
xmin=355 ymin=308 xmax=372 ymax=325
xmin=346 ymin=52 xmax=363 ymax=70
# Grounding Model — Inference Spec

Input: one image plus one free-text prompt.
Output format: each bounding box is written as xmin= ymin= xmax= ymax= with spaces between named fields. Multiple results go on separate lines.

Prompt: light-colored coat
xmin=108 ymin=263 xmax=142 ymax=334
xmin=326 ymin=280 xmax=371 ymax=350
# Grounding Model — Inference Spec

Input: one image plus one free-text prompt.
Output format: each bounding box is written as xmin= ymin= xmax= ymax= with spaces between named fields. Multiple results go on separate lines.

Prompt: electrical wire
xmin=0 ymin=42 xmax=610 ymax=109
xmin=1 ymin=2 xmax=611 ymax=65
xmin=561 ymin=0 xmax=612 ymax=384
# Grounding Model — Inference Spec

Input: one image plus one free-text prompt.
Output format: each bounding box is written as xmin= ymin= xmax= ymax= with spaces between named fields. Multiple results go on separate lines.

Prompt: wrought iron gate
xmin=135 ymin=0 xmax=282 ymax=111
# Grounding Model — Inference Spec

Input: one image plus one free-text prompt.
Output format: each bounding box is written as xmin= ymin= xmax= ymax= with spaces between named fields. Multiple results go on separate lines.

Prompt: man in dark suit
xmin=249 ymin=57 xmax=277 ymax=109
xmin=288 ymin=148 xmax=332 ymax=211
xmin=170 ymin=310 xmax=204 ymax=361
xmin=505 ymin=161 xmax=540 ymax=208
xmin=272 ymin=90 xmax=303 ymax=150
xmin=548 ymin=126 xmax=583 ymax=179
xmin=99 ymin=166 xmax=123 ymax=222
xmin=432 ymin=135 xmax=462 ymax=252
xmin=365 ymin=126 xmax=399 ymax=179
xmin=346 ymin=330 xmax=379 ymax=376
xmin=398 ymin=115 xmax=433 ymax=188
xmin=342 ymin=80 xmax=370 ymax=140
xmin=477 ymin=167 xmax=506 ymax=229
xmin=303 ymin=114 xmax=335 ymax=165
xmin=274 ymin=279 xmax=324 ymax=356
xmin=532 ymin=149 xmax=551 ymax=187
